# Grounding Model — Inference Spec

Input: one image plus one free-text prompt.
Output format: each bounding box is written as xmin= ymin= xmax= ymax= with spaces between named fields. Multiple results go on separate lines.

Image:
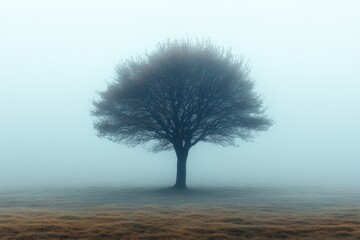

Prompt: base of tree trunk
xmin=172 ymin=184 xmax=188 ymax=190
xmin=174 ymin=151 xmax=188 ymax=190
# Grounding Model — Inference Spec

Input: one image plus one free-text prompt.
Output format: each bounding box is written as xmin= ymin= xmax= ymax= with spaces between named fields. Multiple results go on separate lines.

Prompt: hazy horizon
xmin=1 ymin=0 xmax=359 ymax=190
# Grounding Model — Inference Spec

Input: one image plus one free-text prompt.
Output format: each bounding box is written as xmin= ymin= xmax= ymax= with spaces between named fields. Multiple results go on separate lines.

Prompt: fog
xmin=0 ymin=0 xmax=359 ymax=190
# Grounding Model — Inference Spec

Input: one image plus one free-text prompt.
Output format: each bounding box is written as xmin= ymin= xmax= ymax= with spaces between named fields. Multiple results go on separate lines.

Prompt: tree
xmin=92 ymin=39 xmax=273 ymax=189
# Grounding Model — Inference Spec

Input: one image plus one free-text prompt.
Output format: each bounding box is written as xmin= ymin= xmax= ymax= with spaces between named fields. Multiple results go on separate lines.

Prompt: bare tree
xmin=92 ymin=39 xmax=273 ymax=189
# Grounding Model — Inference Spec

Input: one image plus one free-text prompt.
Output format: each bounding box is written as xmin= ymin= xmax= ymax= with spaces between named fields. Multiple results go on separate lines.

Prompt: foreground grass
xmin=1 ymin=207 xmax=360 ymax=240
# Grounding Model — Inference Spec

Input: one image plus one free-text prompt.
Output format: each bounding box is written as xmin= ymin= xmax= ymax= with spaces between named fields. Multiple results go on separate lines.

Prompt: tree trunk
xmin=174 ymin=148 xmax=188 ymax=189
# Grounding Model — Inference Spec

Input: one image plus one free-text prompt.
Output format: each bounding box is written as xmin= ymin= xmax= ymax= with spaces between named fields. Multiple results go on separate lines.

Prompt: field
xmin=1 ymin=186 xmax=360 ymax=239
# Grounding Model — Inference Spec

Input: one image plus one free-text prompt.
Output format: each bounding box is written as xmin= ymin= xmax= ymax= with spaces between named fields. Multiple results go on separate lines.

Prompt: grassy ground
xmin=0 ymin=186 xmax=359 ymax=239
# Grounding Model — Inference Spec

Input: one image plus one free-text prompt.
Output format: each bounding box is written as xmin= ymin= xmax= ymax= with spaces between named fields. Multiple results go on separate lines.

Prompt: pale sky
xmin=0 ymin=0 xmax=359 ymax=189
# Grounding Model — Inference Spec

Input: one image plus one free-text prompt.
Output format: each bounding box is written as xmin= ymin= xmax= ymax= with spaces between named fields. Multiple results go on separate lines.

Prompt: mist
xmin=1 ymin=0 xmax=359 ymax=190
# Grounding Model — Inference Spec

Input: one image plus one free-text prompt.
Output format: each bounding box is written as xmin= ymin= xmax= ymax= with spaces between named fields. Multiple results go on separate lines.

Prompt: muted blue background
xmin=0 ymin=0 xmax=359 ymax=189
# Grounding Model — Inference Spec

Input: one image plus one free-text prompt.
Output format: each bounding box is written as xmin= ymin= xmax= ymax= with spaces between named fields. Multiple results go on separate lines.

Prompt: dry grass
xmin=1 ymin=207 xmax=360 ymax=239
xmin=1 ymin=186 xmax=359 ymax=239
